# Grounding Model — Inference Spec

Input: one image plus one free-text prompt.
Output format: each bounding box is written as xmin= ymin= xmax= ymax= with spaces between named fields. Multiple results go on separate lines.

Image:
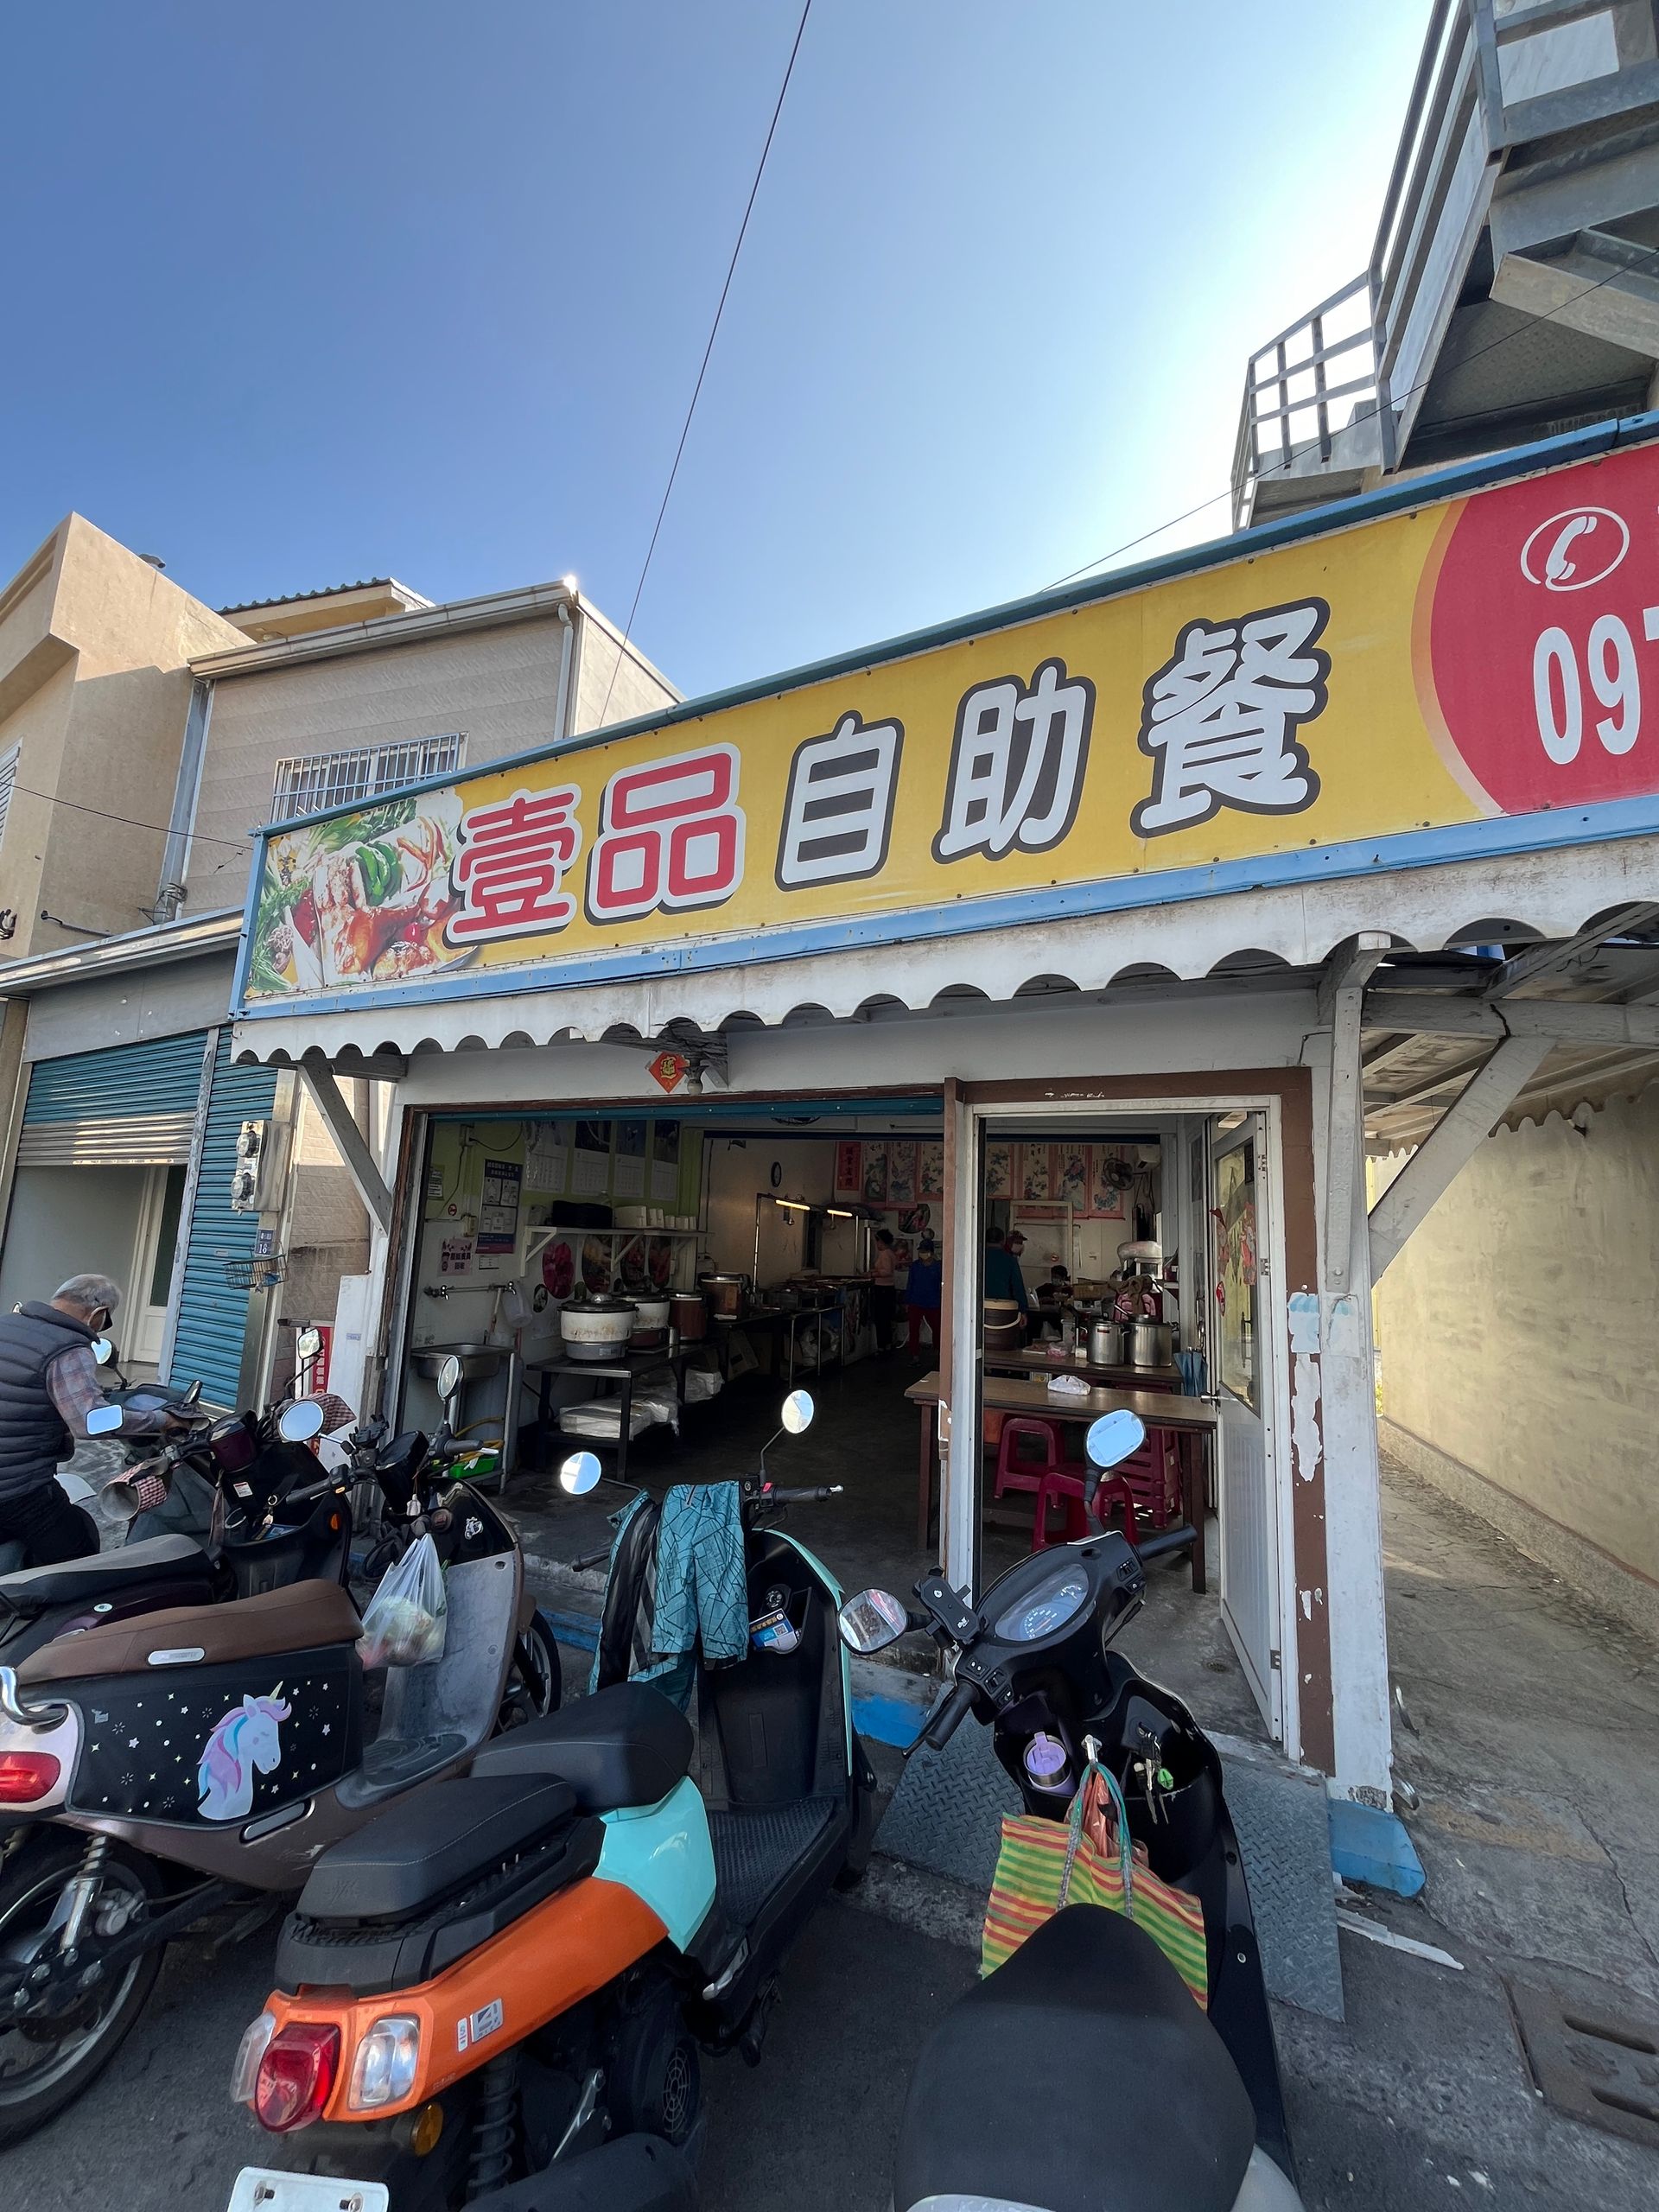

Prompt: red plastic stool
xmin=1031 ymin=1469 xmax=1143 ymax=1551
xmin=993 ymin=1416 xmax=1068 ymax=1501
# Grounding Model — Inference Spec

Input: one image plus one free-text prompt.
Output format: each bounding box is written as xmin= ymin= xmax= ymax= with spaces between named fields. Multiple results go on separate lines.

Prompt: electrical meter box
xmin=230 ymin=1118 xmax=283 ymax=1212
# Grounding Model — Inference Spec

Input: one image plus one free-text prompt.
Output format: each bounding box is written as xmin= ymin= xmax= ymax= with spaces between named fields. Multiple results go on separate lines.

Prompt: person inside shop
xmin=984 ymin=1225 xmax=1033 ymax=1340
xmin=906 ymin=1234 xmax=943 ymax=1363
xmin=1034 ymin=1262 xmax=1071 ymax=1314
xmin=870 ymin=1228 xmax=899 ymax=1354
xmin=0 ymin=1274 xmax=182 ymax=1567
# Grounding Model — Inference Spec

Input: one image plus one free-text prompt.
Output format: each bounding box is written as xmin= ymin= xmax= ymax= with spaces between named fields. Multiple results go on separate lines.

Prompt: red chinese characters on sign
xmin=448 ymin=787 xmax=583 ymax=944
xmin=586 ymin=744 xmax=745 ymax=923
xmin=1425 ymin=440 xmax=1659 ymax=816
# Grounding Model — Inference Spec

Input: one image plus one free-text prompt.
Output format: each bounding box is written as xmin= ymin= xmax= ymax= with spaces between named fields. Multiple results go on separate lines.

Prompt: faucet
xmin=423 ymin=1284 xmax=450 ymax=1300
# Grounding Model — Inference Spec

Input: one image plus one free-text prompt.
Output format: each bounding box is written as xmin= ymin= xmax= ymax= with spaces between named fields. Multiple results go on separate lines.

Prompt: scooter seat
xmin=16 ymin=1577 xmax=361 ymax=1684
xmin=468 ymin=1681 xmax=694 ymax=1812
xmin=893 ymin=1905 xmax=1256 ymax=2212
xmin=298 ymin=1775 xmax=581 ymax=1922
xmin=0 ymin=1532 xmax=210 ymax=1613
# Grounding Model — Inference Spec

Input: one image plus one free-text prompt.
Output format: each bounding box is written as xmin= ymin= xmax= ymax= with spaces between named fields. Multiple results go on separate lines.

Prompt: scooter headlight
xmin=349 ymin=2013 xmax=422 ymax=2109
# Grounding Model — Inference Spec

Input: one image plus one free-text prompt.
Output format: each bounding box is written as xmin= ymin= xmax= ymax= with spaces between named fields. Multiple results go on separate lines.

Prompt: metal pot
xmin=670 ymin=1293 xmax=707 ymax=1342
xmin=1124 ymin=1319 xmax=1174 ymax=1370
xmin=700 ymin=1274 xmax=748 ymax=1319
xmin=1089 ymin=1319 xmax=1127 ymax=1367
xmin=629 ymin=1294 xmax=671 ymax=1350
xmin=560 ymin=1293 xmax=637 ymax=1363
xmin=983 ymin=1298 xmax=1024 ymax=1350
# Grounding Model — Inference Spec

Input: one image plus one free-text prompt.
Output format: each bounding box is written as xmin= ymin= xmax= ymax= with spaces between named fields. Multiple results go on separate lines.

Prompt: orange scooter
xmin=226 ymin=1393 xmax=878 ymax=2212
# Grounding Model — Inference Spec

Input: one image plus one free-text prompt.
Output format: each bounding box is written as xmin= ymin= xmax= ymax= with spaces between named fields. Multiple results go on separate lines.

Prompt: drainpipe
xmin=156 ymin=678 xmax=214 ymax=923
xmin=553 ymin=600 xmax=577 ymax=744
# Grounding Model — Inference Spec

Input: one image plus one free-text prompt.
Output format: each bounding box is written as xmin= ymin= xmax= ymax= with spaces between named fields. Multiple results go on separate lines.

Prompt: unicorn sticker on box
xmin=198 ymin=1688 xmax=292 ymax=1821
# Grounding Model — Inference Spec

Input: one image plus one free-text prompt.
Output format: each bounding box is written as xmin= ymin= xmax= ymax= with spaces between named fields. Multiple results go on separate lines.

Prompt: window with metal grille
xmin=270 ymin=734 xmax=464 ymax=820
xmin=0 ymin=745 xmax=18 ymax=849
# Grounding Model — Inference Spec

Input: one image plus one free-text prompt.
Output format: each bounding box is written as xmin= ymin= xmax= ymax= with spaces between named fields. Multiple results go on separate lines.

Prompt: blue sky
xmin=2 ymin=3 xmax=1427 ymax=701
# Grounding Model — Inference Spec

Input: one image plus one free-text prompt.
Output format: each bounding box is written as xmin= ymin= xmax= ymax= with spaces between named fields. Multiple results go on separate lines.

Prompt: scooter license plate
xmin=226 ymin=2170 xmax=390 ymax=2212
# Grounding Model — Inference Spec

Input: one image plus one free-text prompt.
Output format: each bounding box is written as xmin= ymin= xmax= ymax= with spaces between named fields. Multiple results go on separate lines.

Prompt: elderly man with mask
xmin=0 ymin=1274 xmax=178 ymax=1567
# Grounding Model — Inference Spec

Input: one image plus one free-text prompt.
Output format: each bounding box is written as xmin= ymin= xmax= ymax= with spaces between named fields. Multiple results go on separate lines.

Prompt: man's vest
xmin=0 ymin=1301 xmax=91 ymax=1502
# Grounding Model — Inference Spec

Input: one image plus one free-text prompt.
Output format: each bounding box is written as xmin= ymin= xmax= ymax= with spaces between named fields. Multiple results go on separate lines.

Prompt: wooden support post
xmin=1368 ymin=1036 xmax=1553 ymax=1281
xmin=299 ymin=1063 xmax=393 ymax=1236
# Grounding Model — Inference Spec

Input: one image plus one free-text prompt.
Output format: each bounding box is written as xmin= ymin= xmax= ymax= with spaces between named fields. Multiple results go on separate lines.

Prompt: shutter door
xmin=168 ymin=1035 xmax=279 ymax=1405
xmin=18 ymin=1033 xmax=211 ymax=1166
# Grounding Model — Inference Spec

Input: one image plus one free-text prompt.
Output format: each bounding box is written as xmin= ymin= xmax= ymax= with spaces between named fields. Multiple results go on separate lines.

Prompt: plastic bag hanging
xmin=358 ymin=1529 xmax=448 ymax=1668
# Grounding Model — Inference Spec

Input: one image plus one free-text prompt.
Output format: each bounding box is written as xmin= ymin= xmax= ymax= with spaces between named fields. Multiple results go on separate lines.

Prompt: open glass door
xmin=1209 ymin=1114 xmax=1283 ymax=1737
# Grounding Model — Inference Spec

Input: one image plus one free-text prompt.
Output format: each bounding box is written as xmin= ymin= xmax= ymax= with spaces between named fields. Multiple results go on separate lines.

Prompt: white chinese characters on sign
xmin=1132 ymin=600 xmax=1331 ymax=837
xmin=933 ymin=658 xmax=1095 ymax=863
xmin=586 ymin=743 xmax=746 ymax=923
xmin=775 ymin=713 xmax=904 ymax=889
xmin=448 ymin=786 xmax=583 ymax=943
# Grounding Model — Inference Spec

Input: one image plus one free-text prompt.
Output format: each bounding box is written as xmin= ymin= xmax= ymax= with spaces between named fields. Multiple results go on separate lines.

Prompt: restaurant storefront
xmin=227 ymin=415 xmax=1659 ymax=1845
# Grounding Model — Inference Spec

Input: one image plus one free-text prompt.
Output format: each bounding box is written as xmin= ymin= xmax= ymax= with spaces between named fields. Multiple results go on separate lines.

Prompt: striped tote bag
xmin=980 ymin=1761 xmax=1209 ymax=2004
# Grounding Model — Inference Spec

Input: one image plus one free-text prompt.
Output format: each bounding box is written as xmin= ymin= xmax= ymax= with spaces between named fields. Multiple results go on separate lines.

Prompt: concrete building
xmin=0 ymin=532 xmax=677 ymax=1408
xmin=1229 ymin=0 xmax=1659 ymax=1637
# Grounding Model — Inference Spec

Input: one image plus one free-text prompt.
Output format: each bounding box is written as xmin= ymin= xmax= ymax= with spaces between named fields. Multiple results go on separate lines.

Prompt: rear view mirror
xmin=85 ymin=1404 xmax=124 ymax=1436
xmin=91 ymin=1337 xmax=117 ymax=1367
xmin=436 ymin=1354 xmax=462 ymax=1402
xmin=838 ymin=1587 xmax=911 ymax=1654
xmin=277 ymin=1399 xmax=326 ymax=1444
xmin=779 ymin=1389 xmax=815 ymax=1435
xmin=1086 ymin=1410 xmax=1146 ymax=1470
xmin=560 ymin=1451 xmax=602 ymax=1497
xmin=296 ymin=1326 xmax=323 ymax=1363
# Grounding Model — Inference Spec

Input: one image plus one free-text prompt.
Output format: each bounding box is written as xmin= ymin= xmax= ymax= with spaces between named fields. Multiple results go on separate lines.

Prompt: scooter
xmin=410 ymin=1410 xmax=1304 ymax=2212
xmin=0 ymin=1366 xmax=557 ymax=2147
xmin=222 ymin=1389 xmax=878 ymax=2212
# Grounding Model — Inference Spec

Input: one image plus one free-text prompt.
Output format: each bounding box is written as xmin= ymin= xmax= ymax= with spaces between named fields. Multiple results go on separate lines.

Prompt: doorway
xmin=130 ymin=1164 xmax=188 ymax=1369
xmin=950 ymin=1095 xmax=1293 ymax=1750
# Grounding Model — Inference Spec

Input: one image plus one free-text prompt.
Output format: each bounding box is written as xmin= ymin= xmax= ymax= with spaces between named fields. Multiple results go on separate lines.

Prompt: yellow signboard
xmin=242 ymin=436 xmax=1659 ymax=1007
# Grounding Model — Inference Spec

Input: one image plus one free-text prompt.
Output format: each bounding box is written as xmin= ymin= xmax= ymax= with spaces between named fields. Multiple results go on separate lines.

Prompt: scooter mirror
xmin=838 ymin=1587 xmax=910 ymax=1654
xmin=277 ymin=1398 xmax=327 ymax=1443
xmin=436 ymin=1354 xmax=462 ymax=1402
xmin=91 ymin=1337 xmax=116 ymax=1367
xmin=1086 ymin=1409 xmax=1146 ymax=1470
xmin=779 ymin=1389 xmax=815 ymax=1435
xmin=560 ymin=1451 xmax=603 ymax=1497
xmin=85 ymin=1403 xmax=124 ymax=1436
xmin=296 ymin=1326 xmax=324 ymax=1363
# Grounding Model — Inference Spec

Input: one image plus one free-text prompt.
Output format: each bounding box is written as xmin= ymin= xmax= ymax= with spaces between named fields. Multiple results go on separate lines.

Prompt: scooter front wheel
xmin=497 ymin=1609 xmax=563 ymax=1731
xmin=0 ymin=1833 xmax=164 ymax=2145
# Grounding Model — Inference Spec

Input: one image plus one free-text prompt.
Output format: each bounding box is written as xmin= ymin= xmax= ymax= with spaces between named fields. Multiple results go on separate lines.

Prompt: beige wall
xmin=574 ymin=614 xmax=682 ymax=734
xmin=704 ymin=1135 xmax=837 ymax=1283
xmin=1373 ymin=1084 xmax=1659 ymax=1584
xmin=0 ymin=517 xmax=245 ymax=957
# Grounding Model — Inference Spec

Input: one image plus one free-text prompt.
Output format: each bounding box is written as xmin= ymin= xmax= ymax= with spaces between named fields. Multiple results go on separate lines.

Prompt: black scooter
xmin=445 ymin=1409 xmax=1304 ymax=2212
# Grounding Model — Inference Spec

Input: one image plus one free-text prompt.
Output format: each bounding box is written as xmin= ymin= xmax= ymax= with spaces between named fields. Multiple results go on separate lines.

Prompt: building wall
xmin=0 ymin=518 xmax=245 ymax=957
xmin=703 ymin=1135 xmax=837 ymax=1282
xmin=1373 ymin=1084 xmax=1659 ymax=1587
xmin=573 ymin=613 xmax=682 ymax=734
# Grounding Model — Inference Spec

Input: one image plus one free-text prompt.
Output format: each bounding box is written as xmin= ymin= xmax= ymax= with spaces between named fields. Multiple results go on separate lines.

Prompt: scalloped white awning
xmin=231 ymin=836 xmax=1656 ymax=1069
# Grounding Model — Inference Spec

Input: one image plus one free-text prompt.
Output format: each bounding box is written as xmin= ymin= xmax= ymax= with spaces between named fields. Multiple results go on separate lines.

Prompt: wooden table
xmin=905 ymin=1371 xmax=1220 ymax=1590
xmin=984 ymin=1347 xmax=1181 ymax=1390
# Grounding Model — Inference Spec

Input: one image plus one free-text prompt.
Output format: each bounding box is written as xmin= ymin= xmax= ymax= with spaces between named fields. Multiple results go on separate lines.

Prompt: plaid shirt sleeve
xmin=47 ymin=1348 xmax=167 ymax=1437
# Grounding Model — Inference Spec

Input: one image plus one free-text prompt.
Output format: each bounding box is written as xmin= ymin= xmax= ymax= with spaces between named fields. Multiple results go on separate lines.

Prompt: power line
xmin=11 ymin=784 xmax=250 ymax=850
xmin=1046 ymin=232 xmax=1659 ymax=593
xmin=597 ymin=0 xmax=813 ymax=727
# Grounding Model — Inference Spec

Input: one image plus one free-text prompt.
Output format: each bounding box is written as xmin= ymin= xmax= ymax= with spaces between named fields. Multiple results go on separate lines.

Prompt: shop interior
xmin=397 ymin=1100 xmax=1266 ymax=1735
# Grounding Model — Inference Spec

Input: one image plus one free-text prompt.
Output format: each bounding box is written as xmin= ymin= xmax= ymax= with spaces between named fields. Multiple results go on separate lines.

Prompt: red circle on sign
xmin=1424 ymin=443 xmax=1659 ymax=815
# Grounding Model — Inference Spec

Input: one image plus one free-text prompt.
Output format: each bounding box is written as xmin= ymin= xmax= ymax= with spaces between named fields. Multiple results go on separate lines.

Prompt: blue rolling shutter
xmin=18 ymin=1032 xmax=212 ymax=1165
xmin=169 ymin=1034 xmax=278 ymax=1404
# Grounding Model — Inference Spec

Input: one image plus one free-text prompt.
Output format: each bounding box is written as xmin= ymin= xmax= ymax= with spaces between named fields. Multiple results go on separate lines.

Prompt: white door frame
xmin=130 ymin=1165 xmax=182 ymax=1368
xmin=949 ymin=1089 xmax=1300 ymax=1758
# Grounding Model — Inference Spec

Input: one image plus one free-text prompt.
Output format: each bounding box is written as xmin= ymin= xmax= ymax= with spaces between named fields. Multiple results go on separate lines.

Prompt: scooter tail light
xmin=229 ymin=2010 xmax=276 ymax=2104
xmin=254 ymin=2020 xmax=340 ymax=2132
xmin=349 ymin=2013 xmax=423 ymax=2109
xmin=0 ymin=1751 xmax=60 ymax=1803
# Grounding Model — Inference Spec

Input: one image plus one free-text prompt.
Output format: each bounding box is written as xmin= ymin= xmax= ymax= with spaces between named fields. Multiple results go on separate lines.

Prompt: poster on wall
xmin=478 ymin=1160 xmax=522 ymax=1254
xmin=1056 ymin=1144 xmax=1089 ymax=1208
xmin=1091 ymin=1147 xmax=1130 ymax=1219
xmin=887 ymin=1141 xmax=917 ymax=1206
xmin=919 ymin=1140 xmax=944 ymax=1197
xmin=861 ymin=1143 xmax=888 ymax=1204
xmin=1020 ymin=1145 xmax=1051 ymax=1202
xmin=1215 ymin=1143 xmax=1258 ymax=1410
xmin=525 ymin=1122 xmax=567 ymax=1196
xmin=441 ymin=1234 xmax=474 ymax=1275
xmin=835 ymin=1140 xmax=862 ymax=1197
xmin=985 ymin=1141 xmax=1011 ymax=1198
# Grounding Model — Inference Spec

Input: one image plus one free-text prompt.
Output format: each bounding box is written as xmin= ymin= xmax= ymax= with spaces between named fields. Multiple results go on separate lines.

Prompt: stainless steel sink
xmin=410 ymin=1344 xmax=503 ymax=1382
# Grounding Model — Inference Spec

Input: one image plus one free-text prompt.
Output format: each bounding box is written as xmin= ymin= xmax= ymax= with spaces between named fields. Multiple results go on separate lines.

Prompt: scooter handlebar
xmin=766 ymin=1484 xmax=842 ymax=1504
xmin=910 ymin=1677 xmax=976 ymax=1756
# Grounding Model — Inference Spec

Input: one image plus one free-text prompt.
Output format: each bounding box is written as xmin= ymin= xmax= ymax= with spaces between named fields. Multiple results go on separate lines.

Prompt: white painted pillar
xmin=1306 ymin=1032 xmax=1394 ymax=1806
